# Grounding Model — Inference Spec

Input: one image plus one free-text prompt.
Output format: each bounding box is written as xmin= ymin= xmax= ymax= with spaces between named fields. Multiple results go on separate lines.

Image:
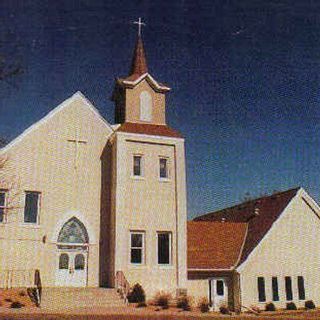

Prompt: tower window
xmin=130 ymin=232 xmax=145 ymax=264
xmin=157 ymin=232 xmax=171 ymax=265
xmin=159 ymin=158 xmax=168 ymax=179
xmin=133 ymin=155 xmax=143 ymax=177
xmin=140 ymin=91 xmax=152 ymax=122
xmin=24 ymin=191 xmax=40 ymax=224
xmin=0 ymin=190 xmax=7 ymax=223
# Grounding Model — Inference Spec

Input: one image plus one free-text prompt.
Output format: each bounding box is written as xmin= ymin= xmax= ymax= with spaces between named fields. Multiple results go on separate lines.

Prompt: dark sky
xmin=1 ymin=0 xmax=320 ymax=219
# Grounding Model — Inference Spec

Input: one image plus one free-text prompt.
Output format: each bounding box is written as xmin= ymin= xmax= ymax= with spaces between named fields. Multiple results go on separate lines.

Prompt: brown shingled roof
xmin=188 ymin=221 xmax=247 ymax=270
xmin=116 ymin=122 xmax=183 ymax=138
xmin=129 ymin=36 xmax=148 ymax=76
xmin=194 ymin=188 xmax=299 ymax=267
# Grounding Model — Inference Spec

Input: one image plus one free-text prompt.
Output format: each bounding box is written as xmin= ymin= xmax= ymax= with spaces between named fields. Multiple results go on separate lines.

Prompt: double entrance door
xmin=56 ymin=246 xmax=88 ymax=287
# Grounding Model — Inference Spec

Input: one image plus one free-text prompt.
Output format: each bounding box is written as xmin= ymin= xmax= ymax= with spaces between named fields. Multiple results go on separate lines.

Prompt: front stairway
xmin=40 ymin=287 xmax=125 ymax=310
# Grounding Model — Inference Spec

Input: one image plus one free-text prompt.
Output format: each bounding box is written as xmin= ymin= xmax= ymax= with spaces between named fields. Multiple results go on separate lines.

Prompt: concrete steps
xmin=40 ymin=287 xmax=124 ymax=310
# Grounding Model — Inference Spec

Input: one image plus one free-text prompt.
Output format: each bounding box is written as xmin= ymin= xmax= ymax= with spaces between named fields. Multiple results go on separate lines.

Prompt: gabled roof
xmin=192 ymin=188 xmax=300 ymax=268
xmin=116 ymin=122 xmax=183 ymax=138
xmin=0 ymin=91 xmax=114 ymax=154
xmin=188 ymin=221 xmax=247 ymax=270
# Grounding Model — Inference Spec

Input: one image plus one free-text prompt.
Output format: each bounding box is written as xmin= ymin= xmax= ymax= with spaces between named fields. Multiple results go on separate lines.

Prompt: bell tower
xmin=112 ymin=22 xmax=170 ymax=126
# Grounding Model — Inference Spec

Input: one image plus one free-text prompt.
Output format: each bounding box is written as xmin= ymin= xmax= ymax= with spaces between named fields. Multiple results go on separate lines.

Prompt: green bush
xmin=127 ymin=283 xmax=146 ymax=303
xmin=177 ymin=295 xmax=192 ymax=311
xmin=198 ymin=297 xmax=210 ymax=313
xmin=220 ymin=306 xmax=230 ymax=314
xmin=305 ymin=300 xmax=316 ymax=309
xmin=153 ymin=291 xmax=171 ymax=309
xmin=286 ymin=302 xmax=297 ymax=310
xmin=10 ymin=301 xmax=24 ymax=308
xmin=265 ymin=302 xmax=276 ymax=311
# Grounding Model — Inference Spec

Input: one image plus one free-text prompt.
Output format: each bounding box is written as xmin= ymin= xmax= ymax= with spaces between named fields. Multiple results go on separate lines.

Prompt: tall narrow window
xmin=24 ymin=192 xmax=40 ymax=223
xmin=0 ymin=190 xmax=6 ymax=223
xmin=272 ymin=277 xmax=279 ymax=301
xmin=140 ymin=91 xmax=152 ymax=122
xmin=298 ymin=276 xmax=305 ymax=300
xmin=285 ymin=276 xmax=293 ymax=301
xmin=159 ymin=158 xmax=168 ymax=179
xmin=133 ymin=155 xmax=142 ymax=177
xmin=130 ymin=232 xmax=144 ymax=264
xmin=257 ymin=277 xmax=266 ymax=302
xmin=158 ymin=232 xmax=171 ymax=265
xmin=216 ymin=280 xmax=224 ymax=296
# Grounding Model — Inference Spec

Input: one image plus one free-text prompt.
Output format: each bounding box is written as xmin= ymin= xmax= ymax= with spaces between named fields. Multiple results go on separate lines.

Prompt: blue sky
xmin=0 ymin=0 xmax=320 ymax=219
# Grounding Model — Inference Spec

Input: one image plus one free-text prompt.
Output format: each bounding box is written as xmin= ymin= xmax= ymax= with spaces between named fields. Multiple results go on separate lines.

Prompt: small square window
xmin=133 ymin=155 xmax=143 ymax=177
xmin=130 ymin=232 xmax=145 ymax=264
xmin=24 ymin=191 xmax=40 ymax=224
xmin=0 ymin=190 xmax=7 ymax=223
xmin=159 ymin=158 xmax=168 ymax=179
xmin=157 ymin=232 xmax=171 ymax=265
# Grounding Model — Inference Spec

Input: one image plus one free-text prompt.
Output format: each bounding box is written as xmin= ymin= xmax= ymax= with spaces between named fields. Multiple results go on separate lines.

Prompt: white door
xmin=56 ymin=250 xmax=87 ymax=287
xmin=210 ymin=278 xmax=228 ymax=311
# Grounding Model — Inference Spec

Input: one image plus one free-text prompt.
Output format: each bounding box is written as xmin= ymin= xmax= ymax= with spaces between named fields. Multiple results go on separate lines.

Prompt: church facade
xmin=0 ymin=35 xmax=187 ymax=297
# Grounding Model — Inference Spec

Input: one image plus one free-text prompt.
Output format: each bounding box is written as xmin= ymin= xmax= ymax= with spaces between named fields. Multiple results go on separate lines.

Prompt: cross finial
xmin=133 ymin=17 xmax=146 ymax=36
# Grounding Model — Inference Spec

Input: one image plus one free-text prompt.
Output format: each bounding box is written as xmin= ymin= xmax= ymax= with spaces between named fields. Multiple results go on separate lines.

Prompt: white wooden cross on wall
xmin=67 ymin=129 xmax=87 ymax=170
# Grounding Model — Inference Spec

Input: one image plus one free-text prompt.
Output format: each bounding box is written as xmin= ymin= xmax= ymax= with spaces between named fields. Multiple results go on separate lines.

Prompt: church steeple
xmin=129 ymin=35 xmax=148 ymax=76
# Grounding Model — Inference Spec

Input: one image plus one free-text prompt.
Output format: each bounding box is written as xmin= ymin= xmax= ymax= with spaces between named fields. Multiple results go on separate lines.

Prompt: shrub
xmin=127 ymin=283 xmax=146 ymax=303
xmin=4 ymin=298 xmax=12 ymax=302
xmin=220 ymin=306 xmax=230 ymax=314
xmin=136 ymin=301 xmax=147 ymax=308
xmin=177 ymin=295 xmax=192 ymax=311
xmin=198 ymin=297 xmax=210 ymax=313
xmin=153 ymin=291 xmax=171 ymax=309
xmin=305 ymin=300 xmax=316 ymax=309
xmin=10 ymin=301 xmax=24 ymax=308
xmin=19 ymin=291 xmax=26 ymax=297
xmin=286 ymin=302 xmax=297 ymax=310
xmin=265 ymin=302 xmax=276 ymax=311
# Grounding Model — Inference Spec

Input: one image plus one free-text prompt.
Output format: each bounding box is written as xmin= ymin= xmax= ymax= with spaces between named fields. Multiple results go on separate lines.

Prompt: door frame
xmin=209 ymin=277 xmax=228 ymax=311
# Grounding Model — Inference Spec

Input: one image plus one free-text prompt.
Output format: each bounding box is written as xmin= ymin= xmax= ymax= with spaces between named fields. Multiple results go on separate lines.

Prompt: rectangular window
xmin=158 ymin=232 xmax=171 ymax=265
xmin=285 ymin=276 xmax=293 ymax=301
xmin=272 ymin=277 xmax=279 ymax=301
xmin=0 ymin=190 xmax=6 ymax=223
xmin=257 ymin=277 xmax=266 ymax=302
xmin=133 ymin=155 xmax=142 ymax=177
xmin=24 ymin=192 xmax=40 ymax=224
xmin=216 ymin=280 xmax=224 ymax=296
xmin=298 ymin=276 xmax=305 ymax=300
xmin=159 ymin=158 xmax=168 ymax=179
xmin=130 ymin=232 xmax=144 ymax=264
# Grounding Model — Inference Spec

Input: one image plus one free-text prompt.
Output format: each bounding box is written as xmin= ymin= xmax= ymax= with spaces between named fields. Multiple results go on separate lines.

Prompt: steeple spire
xmin=130 ymin=18 xmax=148 ymax=76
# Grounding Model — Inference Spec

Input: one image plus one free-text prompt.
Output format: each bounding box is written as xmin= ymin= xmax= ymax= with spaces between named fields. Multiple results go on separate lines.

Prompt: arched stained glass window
xmin=59 ymin=253 xmax=69 ymax=269
xmin=58 ymin=217 xmax=89 ymax=244
xmin=75 ymin=254 xmax=85 ymax=270
xmin=140 ymin=91 xmax=152 ymax=121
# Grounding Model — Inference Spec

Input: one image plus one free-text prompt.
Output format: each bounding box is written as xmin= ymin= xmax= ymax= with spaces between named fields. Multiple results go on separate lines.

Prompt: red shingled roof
xmin=188 ymin=221 xmax=247 ymax=270
xmin=116 ymin=122 xmax=183 ymax=138
xmin=193 ymin=188 xmax=299 ymax=268
xmin=130 ymin=36 xmax=148 ymax=76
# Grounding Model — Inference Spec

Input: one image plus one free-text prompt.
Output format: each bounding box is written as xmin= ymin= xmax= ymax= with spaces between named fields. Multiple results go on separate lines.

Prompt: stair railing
xmin=115 ymin=271 xmax=130 ymax=304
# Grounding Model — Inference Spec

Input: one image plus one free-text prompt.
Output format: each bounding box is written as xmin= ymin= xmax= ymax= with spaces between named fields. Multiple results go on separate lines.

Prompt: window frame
xmin=285 ymin=276 xmax=293 ymax=301
xmin=272 ymin=277 xmax=279 ymax=301
xmin=23 ymin=191 xmax=41 ymax=224
xmin=129 ymin=231 xmax=145 ymax=265
xmin=297 ymin=276 xmax=305 ymax=300
xmin=159 ymin=157 xmax=170 ymax=180
xmin=157 ymin=231 xmax=172 ymax=266
xmin=0 ymin=189 xmax=7 ymax=223
xmin=132 ymin=154 xmax=144 ymax=178
xmin=257 ymin=277 xmax=266 ymax=302
xmin=139 ymin=90 xmax=152 ymax=122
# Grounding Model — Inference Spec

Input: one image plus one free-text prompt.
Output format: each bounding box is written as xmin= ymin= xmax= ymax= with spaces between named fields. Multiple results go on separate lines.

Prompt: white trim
xmin=117 ymin=131 xmax=184 ymax=142
xmin=232 ymin=223 xmax=249 ymax=268
xmin=0 ymin=91 xmax=114 ymax=155
xmin=129 ymin=231 xmax=145 ymax=265
xmin=51 ymin=210 xmax=96 ymax=245
xmin=236 ymin=188 xmax=303 ymax=272
xmin=121 ymin=73 xmax=171 ymax=91
xmin=188 ymin=268 xmax=234 ymax=272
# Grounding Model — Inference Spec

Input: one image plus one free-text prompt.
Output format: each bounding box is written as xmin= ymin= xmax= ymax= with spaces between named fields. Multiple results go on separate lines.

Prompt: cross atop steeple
xmin=133 ymin=17 xmax=146 ymax=36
